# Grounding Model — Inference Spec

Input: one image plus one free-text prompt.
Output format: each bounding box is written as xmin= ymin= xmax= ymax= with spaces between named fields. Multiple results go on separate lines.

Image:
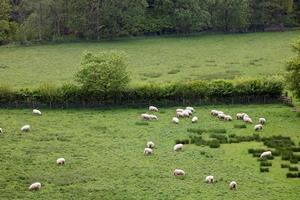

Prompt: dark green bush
xmin=291 ymin=146 xmax=300 ymax=152
xmin=208 ymin=140 xmax=220 ymax=148
xmin=281 ymin=164 xmax=290 ymax=168
xmin=263 ymin=135 xmax=294 ymax=148
xmin=260 ymin=168 xmax=269 ymax=172
xmin=248 ymin=149 xmax=266 ymax=154
xmin=228 ymin=138 xmax=239 ymax=143
xmin=286 ymin=173 xmax=299 ymax=178
xmin=210 ymin=133 xmax=228 ymax=143
xmin=229 ymin=134 xmax=236 ymax=138
xmin=209 ymin=128 xmax=227 ymax=134
xmin=187 ymin=128 xmax=205 ymax=135
xmin=190 ymin=136 xmax=206 ymax=146
xmin=234 ymin=124 xmax=247 ymax=129
xmin=281 ymin=151 xmax=293 ymax=160
xmin=288 ymin=166 xmax=299 ymax=171
xmin=290 ymin=159 xmax=298 ymax=164
xmin=175 ymin=139 xmax=190 ymax=144
xmin=260 ymin=161 xmax=272 ymax=167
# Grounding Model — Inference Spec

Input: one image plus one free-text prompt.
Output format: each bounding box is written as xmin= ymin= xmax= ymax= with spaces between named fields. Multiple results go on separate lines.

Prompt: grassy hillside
xmin=0 ymin=104 xmax=299 ymax=199
xmin=0 ymin=31 xmax=299 ymax=88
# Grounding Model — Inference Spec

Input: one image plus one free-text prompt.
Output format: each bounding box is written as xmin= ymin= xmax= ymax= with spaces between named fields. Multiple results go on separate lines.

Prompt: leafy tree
xmin=76 ymin=51 xmax=130 ymax=95
xmin=0 ymin=0 xmax=18 ymax=44
xmin=286 ymin=38 xmax=300 ymax=99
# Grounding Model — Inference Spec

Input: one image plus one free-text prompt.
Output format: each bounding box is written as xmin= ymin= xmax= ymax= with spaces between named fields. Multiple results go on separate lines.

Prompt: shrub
xmin=175 ymin=139 xmax=190 ymax=144
xmin=234 ymin=124 xmax=247 ymax=129
xmin=190 ymin=136 xmax=206 ymax=146
xmin=260 ymin=161 xmax=272 ymax=167
xmin=248 ymin=149 xmax=266 ymax=154
xmin=286 ymin=173 xmax=299 ymax=178
xmin=209 ymin=128 xmax=227 ymax=134
xmin=210 ymin=133 xmax=228 ymax=143
xmin=208 ymin=140 xmax=220 ymax=148
xmin=228 ymin=138 xmax=239 ymax=143
xmin=187 ymin=128 xmax=205 ymax=135
xmin=290 ymin=159 xmax=298 ymax=164
xmin=288 ymin=166 xmax=299 ymax=171
xmin=262 ymin=135 xmax=294 ymax=148
xmin=281 ymin=151 xmax=293 ymax=160
xmin=281 ymin=164 xmax=290 ymax=168
xmin=229 ymin=134 xmax=236 ymax=138
xmin=260 ymin=168 xmax=269 ymax=172
xmin=291 ymin=146 xmax=300 ymax=152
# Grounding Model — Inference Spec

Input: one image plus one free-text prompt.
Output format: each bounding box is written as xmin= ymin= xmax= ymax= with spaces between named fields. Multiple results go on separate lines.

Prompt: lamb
xmin=229 ymin=181 xmax=237 ymax=190
xmin=174 ymin=143 xmax=183 ymax=151
xmin=211 ymin=110 xmax=223 ymax=116
xmin=236 ymin=113 xmax=244 ymax=120
xmin=149 ymin=106 xmax=158 ymax=112
xmin=56 ymin=158 xmax=65 ymax=165
xmin=0 ymin=128 xmax=3 ymax=134
xmin=186 ymin=107 xmax=195 ymax=112
xmin=147 ymin=141 xmax=155 ymax=149
xmin=243 ymin=116 xmax=252 ymax=124
xmin=182 ymin=110 xmax=191 ymax=117
xmin=260 ymin=151 xmax=272 ymax=159
xmin=172 ymin=117 xmax=179 ymax=124
xmin=29 ymin=182 xmax=41 ymax=191
xmin=149 ymin=114 xmax=158 ymax=120
xmin=21 ymin=125 xmax=30 ymax=132
xmin=254 ymin=124 xmax=263 ymax=131
xmin=144 ymin=148 xmax=153 ymax=155
xmin=224 ymin=115 xmax=233 ymax=121
xmin=173 ymin=169 xmax=185 ymax=176
xmin=32 ymin=109 xmax=42 ymax=115
xmin=217 ymin=113 xmax=226 ymax=120
xmin=176 ymin=111 xmax=184 ymax=118
xmin=141 ymin=113 xmax=151 ymax=120
xmin=259 ymin=118 xmax=266 ymax=125
xmin=205 ymin=175 xmax=214 ymax=184
xmin=176 ymin=108 xmax=184 ymax=113
xmin=192 ymin=116 xmax=198 ymax=123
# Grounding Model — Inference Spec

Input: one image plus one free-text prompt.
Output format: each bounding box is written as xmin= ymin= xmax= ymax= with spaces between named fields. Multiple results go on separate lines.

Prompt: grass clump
xmin=175 ymin=139 xmax=190 ymax=144
xmin=260 ymin=168 xmax=269 ymax=172
xmin=286 ymin=173 xmax=299 ymax=178
xmin=208 ymin=140 xmax=220 ymax=148
xmin=260 ymin=161 xmax=272 ymax=167
xmin=281 ymin=164 xmax=290 ymax=168
xmin=135 ymin=121 xmax=149 ymax=126
xmin=167 ymin=69 xmax=180 ymax=74
xmin=288 ymin=166 xmax=299 ymax=171
xmin=233 ymin=124 xmax=247 ymax=129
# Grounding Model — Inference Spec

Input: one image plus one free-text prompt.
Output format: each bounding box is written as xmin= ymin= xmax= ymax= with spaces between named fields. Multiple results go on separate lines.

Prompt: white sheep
xmin=144 ymin=148 xmax=153 ymax=155
xmin=224 ymin=115 xmax=233 ymax=121
xmin=236 ymin=113 xmax=244 ymax=120
xmin=141 ymin=114 xmax=151 ymax=120
xmin=32 ymin=109 xmax=42 ymax=115
xmin=192 ymin=116 xmax=198 ymax=123
xmin=205 ymin=175 xmax=214 ymax=184
xmin=21 ymin=125 xmax=30 ymax=132
xmin=176 ymin=111 xmax=184 ymax=118
xmin=217 ymin=113 xmax=226 ymax=120
xmin=254 ymin=124 xmax=263 ymax=131
xmin=56 ymin=158 xmax=65 ymax=165
xmin=260 ymin=151 xmax=272 ymax=159
xmin=176 ymin=108 xmax=184 ymax=113
xmin=172 ymin=117 xmax=179 ymax=124
xmin=147 ymin=141 xmax=155 ymax=149
xmin=182 ymin=110 xmax=191 ymax=117
xmin=0 ymin=128 xmax=3 ymax=134
xmin=243 ymin=117 xmax=252 ymax=124
xmin=173 ymin=169 xmax=185 ymax=176
xmin=211 ymin=110 xmax=220 ymax=116
xmin=186 ymin=107 xmax=195 ymax=112
xmin=174 ymin=143 xmax=183 ymax=151
xmin=29 ymin=182 xmax=41 ymax=191
xmin=149 ymin=106 xmax=158 ymax=112
xmin=229 ymin=181 xmax=237 ymax=190
xmin=259 ymin=118 xmax=266 ymax=125
xmin=149 ymin=114 xmax=158 ymax=120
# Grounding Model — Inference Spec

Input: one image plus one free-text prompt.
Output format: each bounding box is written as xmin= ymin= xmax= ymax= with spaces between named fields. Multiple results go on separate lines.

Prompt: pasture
xmin=0 ymin=104 xmax=299 ymax=199
xmin=0 ymin=30 xmax=299 ymax=88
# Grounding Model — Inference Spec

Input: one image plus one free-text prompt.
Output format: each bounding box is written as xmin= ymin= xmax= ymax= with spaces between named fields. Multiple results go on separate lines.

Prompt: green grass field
xmin=0 ymin=31 xmax=299 ymax=88
xmin=0 ymin=104 xmax=299 ymax=199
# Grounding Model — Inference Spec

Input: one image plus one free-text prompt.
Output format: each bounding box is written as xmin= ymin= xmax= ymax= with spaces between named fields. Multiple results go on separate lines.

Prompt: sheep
xmin=254 ymin=124 xmax=263 ymax=131
xmin=144 ymin=148 xmax=153 ymax=156
xmin=260 ymin=151 xmax=272 ymax=159
xmin=229 ymin=181 xmax=237 ymax=190
xmin=176 ymin=108 xmax=184 ymax=113
xmin=172 ymin=117 xmax=179 ymax=124
xmin=211 ymin=110 xmax=222 ymax=116
xmin=21 ymin=125 xmax=30 ymax=132
xmin=192 ymin=116 xmax=198 ymax=123
xmin=56 ymin=158 xmax=65 ymax=165
xmin=217 ymin=113 xmax=226 ymax=120
xmin=149 ymin=114 xmax=158 ymax=120
xmin=174 ymin=143 xmax=183 ymax=151
xmin=176 ymin=111 xmax=184 ymax=118
xmin=259 ymin=118 xmax=266 ymax=125
xmin=0 ymin=128 xmax=3 ymax=134
xmin=149 ymin=106 xmax=158 ymax=112
xmin=236 ymin=113 xmax=244 ymax=120
xmin=173 ymin=169 xmax=185 ymax=176
xmin=243 ymin=117 xmax=253 ymax=124
xmin=186 ymin=107 xmax=195 ymax=112
xmin=205 ymin=175 xmax=214 ymax=184
xmin=141 ymin=114 xmax=151 ymax=120
xmin=147 ymin=141 xmax=155 ymax=149
xmin=29 ymin=182 xmax=41 ymax=191
xmin=182 ymin=110 xmax=191 ymax=117
xmin=32 ymin=109 xmax=42 ymax=115
xmin=224 ymin=115 xmax=233 ymax=121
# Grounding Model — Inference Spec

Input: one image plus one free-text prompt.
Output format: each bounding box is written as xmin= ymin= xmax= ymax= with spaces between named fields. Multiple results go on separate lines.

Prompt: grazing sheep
xmin=236 ymin=113 xmax=244 ymax=120
xmin=172 ymin=117 xmax=179 ymax=124
xmin=260 ymin=151 xmax=272 ymax=159
xmin=0 ymin=128 xmax=3 ymax=134
xmin=186 ymin=107 xmax=195 ymax=112
xmin=205 ymin=175 xmax=214 ymax=184
xmin=32 ymin=109 xmax=42 ymax=115
xmin=229 ymin=181 xmax=237 ymax=190
xmin=21 ymin=125 xmax=30 ymax=132
xmin=176 ymin=108 xmax=184 ymax=113
xmin=174 ymin=143 xmax=183 ymax=151
xmin=224 ymin=115 xmax=233 ymax=121
xmin=211 ymin=110 xmax=223 ymax=116
xmin=192 ymin=116 xmax=198 ymax=123
xmin=259 ymin=118 xmax=266 ymax=125
xmin=176 ymin=111 xmax=184 ymax=118
xmin=254 ymin=124 xmax=263 ymax=131
xmin=144 ymin=148 xmax=153 ymax=156
xmin=149 ymin=106 xmax=158 ymax=112
xmin=243 ymin=117 xmax=252 ymax=124
xmin=217 ymin=113 xmax=226 ymax=120
xmin=56 ymin=158 xmax=65 ymax=165
xmin=173 ymin=169 xmax=185 ymax=176
xmin=149 ymin=114 xmax=158 ymax=120
xmin=141 ymin=114 xmax=151 ymax=120
xmin=29 ymin=182 xmax=41 ymax=191
xmin=147 ymin=141 xmax=155 ymax=149
xmin=182 ymin=110 xmax=191 ymax=117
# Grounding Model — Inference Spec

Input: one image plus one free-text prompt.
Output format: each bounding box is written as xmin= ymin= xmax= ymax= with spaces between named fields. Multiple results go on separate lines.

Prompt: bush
xmin=187 ymin=128 xmax=205 ymax=135
xmin=281 ymin=164 xmax=290 ymax=168
xmin=286 ymin=173 xmax=299 ymax=178
xmin=234 ymin=124 xmax=247 ymax=129
xmin=248 ymin=149 xmax=266 ymax=154
xmin=228 ymin=138 xmax=239 ymax=143
xmin=260 ymin=168 xmax=269 ymax=172
xmin=260 ymin=161 xmax=272 ymax=167
xmin=190 ymin=136 xmax=206 ymax=146
xmin=208 ymin=140 xmax=220 ymax=148
xmin=175 ymin=139 xmax=190 ymax=144
xmin=291 ymin=146 xmax=300 ymax=152
xmin=289 ymin=166 xmax=299 ymax=171
xmin=281 ymin=151 xmax=293 ymax=160
xmin=210 ymin=134 xmax=228 ymax=143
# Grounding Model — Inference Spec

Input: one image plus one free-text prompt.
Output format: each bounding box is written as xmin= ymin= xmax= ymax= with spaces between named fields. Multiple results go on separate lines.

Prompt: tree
xmin=286 ymin=38 xmax=300 ymax=99
xmin=76 ymin=51 xmax=130 ymax=96
xmin=0 ymin=0 xmax=18 ymax=44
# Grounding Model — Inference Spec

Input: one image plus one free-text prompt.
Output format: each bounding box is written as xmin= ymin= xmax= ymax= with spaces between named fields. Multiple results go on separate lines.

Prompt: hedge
xmin=0 ymin=77 xmax=284 ymax=108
